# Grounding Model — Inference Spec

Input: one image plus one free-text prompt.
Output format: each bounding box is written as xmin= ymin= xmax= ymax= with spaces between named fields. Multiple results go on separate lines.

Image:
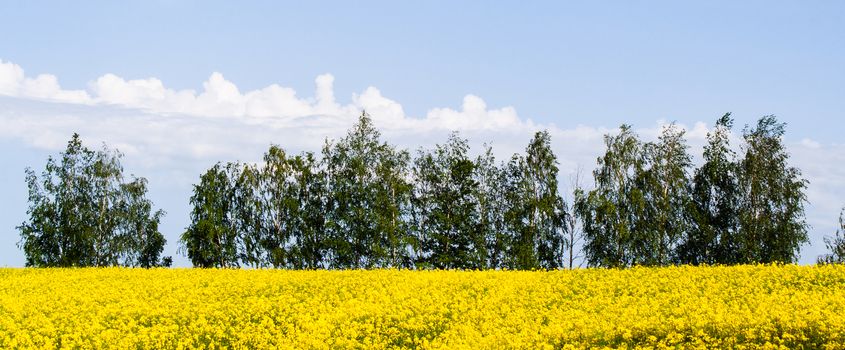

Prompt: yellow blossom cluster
xmin=1 ymin=264 xmax=844 ymax=349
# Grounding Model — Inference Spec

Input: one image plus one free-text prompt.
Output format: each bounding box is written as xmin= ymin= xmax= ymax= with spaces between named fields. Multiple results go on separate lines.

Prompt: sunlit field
xmin=1 ymin=265 xmax=844 ymax=349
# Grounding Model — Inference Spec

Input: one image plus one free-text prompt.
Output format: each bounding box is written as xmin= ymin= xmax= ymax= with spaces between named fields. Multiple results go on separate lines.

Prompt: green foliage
xmin=639 ymin=123 xmax=692 ymax=265
xmin=122 ymin=177 xmax=169 ymax=268
xmin=287 ymin=152 xmax=329 ymax=269
xmin=505 ymin=131 xmax=568 ymax=269
xmin=180 ymin=112 xmax=413 ymax=269
xmin=175 ymin=111 xmax=811 ymax=270
xmin=20 ymin=113 xmax=814 ymax=270
xmin=576 ymin=125 xmax=647 ymax=267
xmin=18 ymin=133 xmax=169 ymax=268
xmin=181 ymin=148 xmax=330 ymax=269
xmin=232 ymin=163 xmax=263 ymax=267
xmin=818 ymin=208 xmax=845 ymax=264
xmin=180 ymin=163 xmax=240 ymax=268
xmin=580 ymin=115 xmax=808 ymax=268
xmin=411 ymin=132 xmax=484 ymax=269
xmin=253 ymin=147 xmax=327 ymax=268
xmin=736 ymin=115 xmax=809 ymax=263
xmin=474 ymin=145 xmax=509 ymax=268
xmin=680 ymin=114 xmax=740 ymax=265
xmin=372 ymin=145 xmax=414 ymax=268
xmin=323 ymin=112 xmax=412 ymax=268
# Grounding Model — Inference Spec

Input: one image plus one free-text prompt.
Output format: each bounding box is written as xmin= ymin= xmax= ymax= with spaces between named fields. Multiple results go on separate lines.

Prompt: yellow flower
xmin=0 ymin=265 xmax=843 ymax=348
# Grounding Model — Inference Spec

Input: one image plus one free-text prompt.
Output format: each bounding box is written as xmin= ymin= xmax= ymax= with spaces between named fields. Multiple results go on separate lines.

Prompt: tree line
xmin=179 ymin=114 xmax=568 ymax=269
xmin=17 ymin=113 xmax=845 ymax=268
xmin=576 ymin=114 xmax=811 ymax=267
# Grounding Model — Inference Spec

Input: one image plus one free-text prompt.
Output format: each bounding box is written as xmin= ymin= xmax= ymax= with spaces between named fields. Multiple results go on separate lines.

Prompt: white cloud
xmin=1 ymin=59 xmax=537 ymax=132
xmin=352 ymin=87 xmax=405 ymax=126
xmin=423 ymin=95 xmax=530 ymax=131
xmin=0 ymin=59 xmax=91 ymax=104
xmin=0 ymin=58 xmax=843 ymax=265
xmin=0 ymin=60 xmax=27 ymax=95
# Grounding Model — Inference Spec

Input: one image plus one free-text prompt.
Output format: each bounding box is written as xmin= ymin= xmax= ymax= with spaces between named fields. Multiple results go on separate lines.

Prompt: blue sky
xmin=1 ymin=1 xmax=843 ymax=266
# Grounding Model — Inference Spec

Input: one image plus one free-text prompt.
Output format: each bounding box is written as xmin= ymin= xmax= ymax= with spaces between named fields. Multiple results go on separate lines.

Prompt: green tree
xmin=818 ymin=208 xmax=845 ymax=264
xmin=575 ymin=125 xmax=647 ymax=267
xmin=680 ymin=114 xmax=740 ymax=265
xmin=232 ymin=163 xmax=263 ymax=267
xmin=566 ymin=168 xmax=586 ymax=269
xmin=410 ymin=149 xmax=436 ymax=267
xmin=501 ymin=154 xmax=529 ymax=268
xmin=254 ymin=146 xmax=298 ymax=268
xmin=736 ymin=116 xmax=809 ymax=263
xmin=373 ymin=146 xmax=413 ymax=268
xmin=474 ymin=144 xmax=508 ymax=269
xmin=638 ymin=123 xmax=692 ymax=265
xmin=286 ymin=151 xmax=328 ymax=269
xmin=323 ymin=111 xmax=410 ymax=268
xmin=183 ymin=146 xmax=328 ymax=269
xmin=180 ymin=163 xmax=240 ymax=268
xmin=411 ymin=132 xmax=483 ymax=269
xmin=121 ymin=177 xmax=170 ymax=268
xmin=18 ymin=133 xmax=169 ymax=267
xmin=252 ymin=147 xmax=328 ymax=269
xmin=507 ymin=131 xmax=567 ymax=269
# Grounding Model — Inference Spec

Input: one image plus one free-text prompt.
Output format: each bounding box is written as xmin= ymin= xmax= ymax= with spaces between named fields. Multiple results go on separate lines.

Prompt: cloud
xmin=2 ymin=58 xmax=538 ymax=133
xmin=0 ymin=60 xmax=91 ymax=104
xmin=422 ymin=95 xmax=531 ymax=131
xmin=0 ymin=58 xmax=842 ymax=265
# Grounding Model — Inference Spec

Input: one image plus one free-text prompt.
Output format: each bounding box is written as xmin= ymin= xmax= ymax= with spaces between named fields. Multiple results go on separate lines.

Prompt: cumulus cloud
xmin=423 ymin=95 xmax=530 ymax=131
xmin=0 ymin=58 xmax=842 ymax=265
xmin=1 ymin=59 xmax=537 ymax=133
xmin=0 ymin=60 xmax=91 ymax=104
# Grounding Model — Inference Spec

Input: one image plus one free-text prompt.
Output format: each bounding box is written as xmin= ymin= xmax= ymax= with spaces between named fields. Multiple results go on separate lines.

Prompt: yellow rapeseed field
xmin=1 ymin=265 xmax=844 ymax=349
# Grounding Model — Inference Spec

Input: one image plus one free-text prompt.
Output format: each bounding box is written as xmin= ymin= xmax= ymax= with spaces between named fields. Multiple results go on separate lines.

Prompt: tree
xmin=18 ymin=133 xmax=170 ymax=267
xmin=286 ymin=151 xmax=328 ymax=269
xmin=567 ymin=168 xmax=586 ymax=269
xmin=736 ymin=116 xmax=809 ymax=263
xmin=180 ymin=163 xmax=240 ymax=268
xmin=181 ymin=146 xmax=328 ymax=269
xmin=474 ymin=144 xmax=508 ymax=269
xmin=232 ymin=163 xmax=263 ymax=267
xmin=818 ymin=208 xmax=845 ymax=264
xmin=323 ymin=111 xmax=411 ymax=268
xmin=372 ymin=146 xmax=413 ymax=268
xmin=121 ymin=177 xmax=170 ymax=268
xmin=501 ymin=154 xmax=529 ymax=268
xmin=507 ymin=130 xmax=567 ymax=269
xmin=638 ymin=123 xmax=692 ymax=265
xmin=679 ymin=114 xmax=740 ymax=265
xmin=575 ymin=125 xmax=647 ymax=267
xmin=254 ymin=146 xmax=299 ymax=268
xmin=411 ymin=132 xmax=483 ymax=269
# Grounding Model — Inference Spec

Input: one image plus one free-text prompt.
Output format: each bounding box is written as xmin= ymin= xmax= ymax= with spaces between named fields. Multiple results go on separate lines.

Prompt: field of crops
xmin=1 ymin=265 xmax=844 ymax=349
